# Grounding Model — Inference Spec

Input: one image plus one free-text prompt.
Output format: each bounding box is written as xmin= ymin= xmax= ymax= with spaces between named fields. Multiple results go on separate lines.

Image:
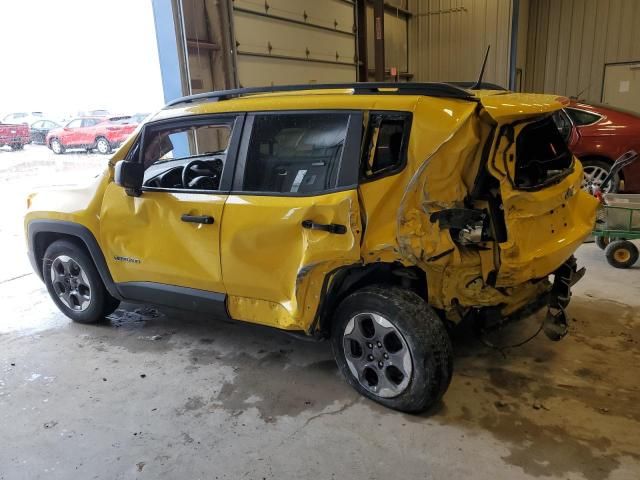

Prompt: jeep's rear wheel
xmin=331 ymin=285 xmax=453 ymax=413
xmin=43 ymin=240 xmax=120 ymax=323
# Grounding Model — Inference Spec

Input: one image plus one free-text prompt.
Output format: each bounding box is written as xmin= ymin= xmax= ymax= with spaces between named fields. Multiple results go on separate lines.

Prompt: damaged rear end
xmin=398 ymin=92 xmax=598 ymax=338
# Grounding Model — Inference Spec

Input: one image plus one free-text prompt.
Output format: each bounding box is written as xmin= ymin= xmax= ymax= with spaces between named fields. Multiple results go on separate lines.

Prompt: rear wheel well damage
xmin=314 ymin=262 xmax=428 ymax=337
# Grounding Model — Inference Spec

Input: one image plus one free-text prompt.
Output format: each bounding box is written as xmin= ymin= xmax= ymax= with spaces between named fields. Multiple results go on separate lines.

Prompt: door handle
xmin=181 ymin=214 xmax=214 ymax=224
xmin=301 ymin=219 xmax=347 ymax=234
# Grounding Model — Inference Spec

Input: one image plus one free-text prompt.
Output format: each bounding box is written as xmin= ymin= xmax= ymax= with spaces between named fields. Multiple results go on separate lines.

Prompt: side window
xmin=141 ymin=119 xmax=234 ymax=191
xmin=242 ymin=113 xmax=349 ymax=194
xmin=565 ymin=108 xmax=601 ymax=126
xmin=32 ymin=121 xmax=43 ymax=128
xmin=82 ymin=118 xmax=99 ymax=127
xmin=361 ymin=112 xmax=410 ymax=180
xmin=66 ymin=119 xmax=82 ymax=128
xmin=552 ymin=110 xmax=573 ymax=143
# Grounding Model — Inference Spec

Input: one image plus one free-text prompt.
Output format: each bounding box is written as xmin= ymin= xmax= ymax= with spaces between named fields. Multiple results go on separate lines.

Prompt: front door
xmin=221 ymin=111 xmax=363 ymax=331
xmin=63 ymin=118 xmax=82 ymax=146
xmin=100 ymin=114 xmax=243 ymax=308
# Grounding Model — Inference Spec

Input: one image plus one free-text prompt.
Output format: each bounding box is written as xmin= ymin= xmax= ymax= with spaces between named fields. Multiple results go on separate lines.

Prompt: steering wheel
xmin=181 ymin=159 xmax=218 ymax=189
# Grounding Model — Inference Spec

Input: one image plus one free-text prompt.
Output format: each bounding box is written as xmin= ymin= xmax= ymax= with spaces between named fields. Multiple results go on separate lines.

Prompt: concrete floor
xmin=1 ymin=147 xmax=639 ymax=479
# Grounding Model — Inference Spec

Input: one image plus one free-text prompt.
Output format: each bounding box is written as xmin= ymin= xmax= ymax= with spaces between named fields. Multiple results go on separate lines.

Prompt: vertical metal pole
xmin=151 ymin=0 xmax=189 ymax=103
xmin=509 ymin=0 xmax=520 ymax=90
xmin=355 ymin=0 xmax=368 ymax=82
xmin=373 ymin=0 xmax=385 ymax=82
xmin=151 ymin=0 xmax=185 ymax=103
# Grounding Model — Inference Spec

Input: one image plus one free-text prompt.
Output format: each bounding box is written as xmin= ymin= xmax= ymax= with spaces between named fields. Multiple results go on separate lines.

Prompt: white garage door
xmin=233 ymin=0 xmax=357 ymax=87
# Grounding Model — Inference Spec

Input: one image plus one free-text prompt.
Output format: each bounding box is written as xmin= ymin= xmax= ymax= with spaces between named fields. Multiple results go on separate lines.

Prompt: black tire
xmin=581 ymin=158 xmax=618 ymax=193
xmin=595 ymin=236 xmax=610 ymax=250
xmin=10 ymin=143 xmax=23 ymax=150
xmin=604 ymin=240 xmax=639 ymax=269
xmin=50 ymin=138 xmax=65 ymax=154
xmin=42 ymin=240 xmax=120 ymax=323
xmin=331 ymin=285 xmax=453 ymax=413
xmin=95 ymin=137 xmax=112 ymax=155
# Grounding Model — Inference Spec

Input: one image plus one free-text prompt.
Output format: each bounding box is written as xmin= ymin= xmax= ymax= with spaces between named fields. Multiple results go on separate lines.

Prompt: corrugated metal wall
xmin=366 ymin=1 xmax=411 ymax=79
xmin=409 ymin=0 xmax=513 ymax=87
xmin=524 ymin=0 xmax=640 ymax=102
xmin=232 ymin=0 xmax=357 ymax=87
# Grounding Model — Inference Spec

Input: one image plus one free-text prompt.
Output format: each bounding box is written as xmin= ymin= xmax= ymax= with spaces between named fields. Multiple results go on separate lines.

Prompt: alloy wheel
xmin=97 ymin=138 xmax=109 ymax=154
xmin=342 ymin=312 xmax=412 ymax=398
xmin=582 ymin=165 xmax=612 ymax=193
xmin=51 ymin=140 xmax=62 ymax=154
xmin=50 ymin=255 xmax=92 ymax=311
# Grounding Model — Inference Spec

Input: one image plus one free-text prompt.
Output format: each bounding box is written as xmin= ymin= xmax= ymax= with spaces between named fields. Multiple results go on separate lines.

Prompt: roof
xmin=148 ymin=82 xmax=568 ymax=125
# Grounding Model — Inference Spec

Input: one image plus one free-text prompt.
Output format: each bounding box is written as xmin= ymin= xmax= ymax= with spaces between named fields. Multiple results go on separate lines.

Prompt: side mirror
xmin=114 ymin=160 xmax=144 ymax=197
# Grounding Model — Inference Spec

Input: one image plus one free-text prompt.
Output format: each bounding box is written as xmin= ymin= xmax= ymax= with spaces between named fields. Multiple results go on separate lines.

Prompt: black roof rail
xmin=448 ymin=81 xmax=508 ymax=91
xmin=164 ymin=82 xmax=478 ymax=108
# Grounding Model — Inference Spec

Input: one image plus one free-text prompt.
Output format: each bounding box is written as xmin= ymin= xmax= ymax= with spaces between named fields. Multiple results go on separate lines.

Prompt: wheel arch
xmin=28 ymin=220 xmax=120 ymax=299
xmin=313 ymin=262 xmax=428 ymax=337
xmin=48 ymin=136 xmax=62 ymax=148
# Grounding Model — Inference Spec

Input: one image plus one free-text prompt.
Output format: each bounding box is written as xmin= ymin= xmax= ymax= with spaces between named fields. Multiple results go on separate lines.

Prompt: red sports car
xmin=46 ymin=116 xmax=138 ymax=155
xmin=554 ymin=103 xmax=640 ymax=193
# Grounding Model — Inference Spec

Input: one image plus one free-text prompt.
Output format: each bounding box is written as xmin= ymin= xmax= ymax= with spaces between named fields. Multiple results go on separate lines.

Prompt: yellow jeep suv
xmin=25 ymin=83 xmax=598 ymax=412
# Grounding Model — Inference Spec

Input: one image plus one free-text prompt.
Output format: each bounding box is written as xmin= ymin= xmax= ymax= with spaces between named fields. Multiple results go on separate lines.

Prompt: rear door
xmin=221 ymin=111 xmax=363 ymax=331
xmin=79 ymin=118 xmax=101 ymax=145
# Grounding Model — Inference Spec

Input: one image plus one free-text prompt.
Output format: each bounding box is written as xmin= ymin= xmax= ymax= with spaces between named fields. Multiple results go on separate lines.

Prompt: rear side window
xmin=81 ymin=118 xmax=100 ymax=127
xmin=565 ymin=108 xmax=601 ymax=126
xmin=514 ymin=116 xmax=573 ymax=190
xmin=242 ymin=113 xmax=349 ymax=194
xmin=552 ymin=110 xmax=573 ymax=142
xmin=361 ymin=112 xmax=410 ymax=180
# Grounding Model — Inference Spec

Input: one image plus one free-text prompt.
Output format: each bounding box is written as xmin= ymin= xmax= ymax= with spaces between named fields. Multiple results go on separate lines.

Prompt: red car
xmin=0 ymin=122 xmax=30 ymax=150
xmin=554 ymin=103 xmax=640 ymax=193
xmin=46 ymin=116 xmax=138 ymax=155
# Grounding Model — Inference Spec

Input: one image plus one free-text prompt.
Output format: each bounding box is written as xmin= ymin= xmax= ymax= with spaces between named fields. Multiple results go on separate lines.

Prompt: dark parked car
xmin=553 ymin=102 xmax=640 ymax=193
xmin=30 ymin=119 xmax=61 ymax=144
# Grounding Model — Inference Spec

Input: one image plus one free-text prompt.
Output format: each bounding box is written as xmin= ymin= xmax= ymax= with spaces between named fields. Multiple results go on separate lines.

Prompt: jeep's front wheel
xmin=43 ymin=240 xmax=120 ymax=323
xmin=331 ymin=286 xmax=453 ymax=413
